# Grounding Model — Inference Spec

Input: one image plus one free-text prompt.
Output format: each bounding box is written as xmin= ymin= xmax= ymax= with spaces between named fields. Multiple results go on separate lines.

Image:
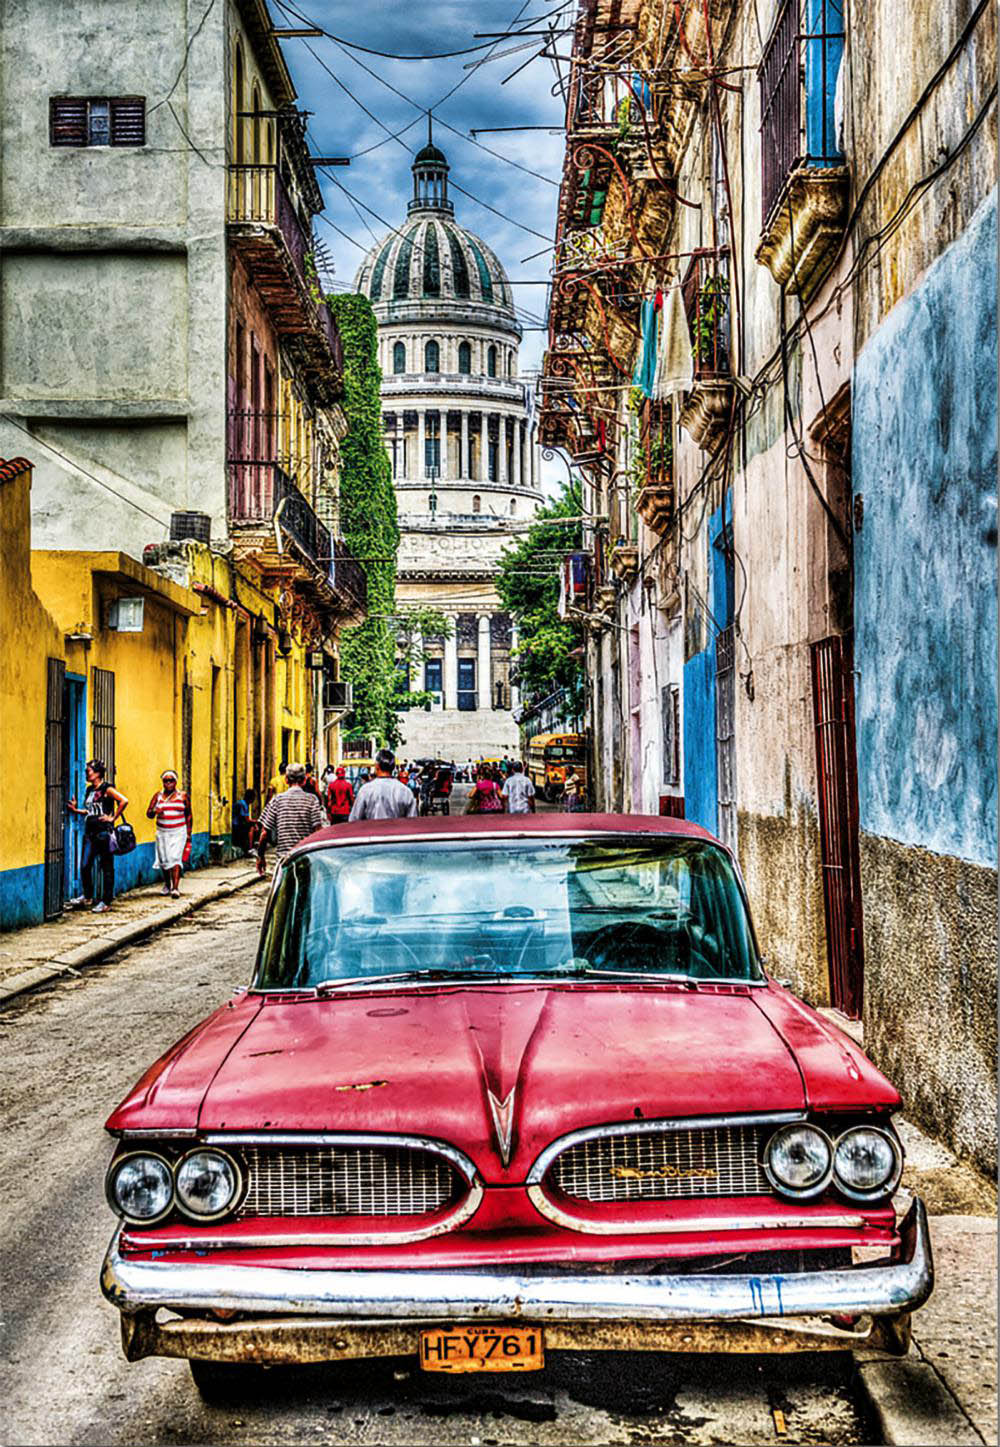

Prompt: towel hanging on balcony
xmin=633 ymin=295 xmax=660 ymax=398
xmin=652 ymin=284 xmax=694 ymax=400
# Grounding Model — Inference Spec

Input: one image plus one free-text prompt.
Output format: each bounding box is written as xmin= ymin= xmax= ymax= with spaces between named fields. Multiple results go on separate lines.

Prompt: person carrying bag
xmin=66 ymin=759 xmax=128 ymax=913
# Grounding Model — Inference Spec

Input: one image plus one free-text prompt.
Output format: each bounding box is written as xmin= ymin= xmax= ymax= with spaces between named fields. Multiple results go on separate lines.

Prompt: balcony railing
xmin=228 ymin=164 xmax=309 ymax=285
xmin=759 ymin=0 xmax=845 ymax=224
xmin=330 ymin=538 xmax=368 ymax=614
xmin=682 ymin=250 xmax=732 ymax=379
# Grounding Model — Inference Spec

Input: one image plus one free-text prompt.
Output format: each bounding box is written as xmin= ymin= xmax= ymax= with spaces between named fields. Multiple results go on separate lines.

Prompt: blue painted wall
xmin=0 ymin=829 xmax=217 ymax=931
xmin=683 ymin=496 xmax=732 ymax=833
xmin=853 ymin=188 xmax=998 ymax=868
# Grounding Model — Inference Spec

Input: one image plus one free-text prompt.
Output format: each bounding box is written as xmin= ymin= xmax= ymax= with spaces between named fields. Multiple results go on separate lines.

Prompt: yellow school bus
xmin=525 ymin=733 xmax=589 ymax=802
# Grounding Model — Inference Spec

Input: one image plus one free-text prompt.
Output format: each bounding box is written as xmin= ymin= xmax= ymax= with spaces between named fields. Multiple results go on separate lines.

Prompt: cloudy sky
xmin=268 ymin=0 xmax=572 ymax=388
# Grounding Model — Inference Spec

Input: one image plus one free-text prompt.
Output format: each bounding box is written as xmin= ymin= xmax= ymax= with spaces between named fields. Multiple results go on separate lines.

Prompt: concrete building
xmin=0 ymin=1 xmax=367 ymax=922
xmin=353 ymin=135 xmax=542 ymax=760
xmin=541 ymin=0 xmax=996 ymax=1171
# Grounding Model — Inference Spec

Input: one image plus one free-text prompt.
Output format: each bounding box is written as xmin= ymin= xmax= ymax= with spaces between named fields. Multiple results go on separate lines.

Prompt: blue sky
xmin=268 ymin=0 xmax=571 ymax=386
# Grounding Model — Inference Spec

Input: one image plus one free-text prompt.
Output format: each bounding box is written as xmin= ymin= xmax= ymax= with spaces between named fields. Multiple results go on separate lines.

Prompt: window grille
xmin=50 ymin=96 xmax=145 ymax=147
xmin=661 ymin=684 xmax=680 ymax=787
xmin=758 ymin=0 xmax=845 ymax=225
xmin=91 ymin=667 xmax=116 ymax=782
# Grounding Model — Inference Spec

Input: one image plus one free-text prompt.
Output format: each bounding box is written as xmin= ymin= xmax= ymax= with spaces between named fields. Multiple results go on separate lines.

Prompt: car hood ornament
xmin=486 ymin=1087 xmax=516 ymax=1166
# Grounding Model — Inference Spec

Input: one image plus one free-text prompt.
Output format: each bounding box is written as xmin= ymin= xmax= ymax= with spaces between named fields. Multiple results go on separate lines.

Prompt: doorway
xmin=62 ymin=673 xmax=86 ymax=902
xmin=43 ymin=658 xmax=66 ymax=920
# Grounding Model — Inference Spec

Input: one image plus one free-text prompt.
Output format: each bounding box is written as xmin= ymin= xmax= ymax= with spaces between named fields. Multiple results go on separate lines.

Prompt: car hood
xmin=191 ymin=983 xmax=819 ymax=1182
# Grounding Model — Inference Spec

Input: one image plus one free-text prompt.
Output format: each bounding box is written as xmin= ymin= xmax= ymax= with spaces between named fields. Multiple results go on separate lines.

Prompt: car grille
xmin=237 ymin=1145 xmax=463 ymax=1218
xmin=547 ymin=1124 xmax=770 ymax=1203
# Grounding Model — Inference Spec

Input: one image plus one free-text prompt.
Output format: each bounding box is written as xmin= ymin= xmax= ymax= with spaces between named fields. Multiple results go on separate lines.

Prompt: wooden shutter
xmin=110 ymin=97 xmax=146 ymax=146
xmin=49 ymin=98 xmax=88 ymax=146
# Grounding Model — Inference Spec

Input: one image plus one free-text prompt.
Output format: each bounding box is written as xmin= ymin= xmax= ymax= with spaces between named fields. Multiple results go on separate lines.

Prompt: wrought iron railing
xmin=330 ymin=538 xmax=368 ymax=613
xmin=227 ymin=164 xmax=309 ymax=284
xmin=759 ymin=0 xmax=846 ymax=224
xmin=681 ymin=249 xmax=732 ymax=379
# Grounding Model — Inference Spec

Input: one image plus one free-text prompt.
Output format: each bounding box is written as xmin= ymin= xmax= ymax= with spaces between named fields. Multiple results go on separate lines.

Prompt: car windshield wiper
xmin=314 ymin=968 xmax=506 ymax=994
xmin=550 ymin=965 xmax=701 ymax=988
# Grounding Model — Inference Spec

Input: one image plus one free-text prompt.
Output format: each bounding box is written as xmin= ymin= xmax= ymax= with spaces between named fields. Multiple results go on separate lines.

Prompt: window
xmin=457 ymin=658 xmax=477 ymax=710
xmin=758 ymin=0 xmax=844 ymax=224
xmin=425 ymin=340 xmax=440 ymax=373
xmin=233 ymin=44 xmax=245 ymax=162
xmin=393 ymin=341 xmax=406 ymax=374
xmin=424 ymin=658 xmax=443 ymax=697
xmin=91 ymin=666 xmax=116 ymax=781
xmin=458 ymin=341 xmax=471 ymax=375
xmin=508 ymin=351 xmax=515 ymax=377
xmin=50 ymin=96 xmax=146 ymax=148
xmin=472 ymin=494 xmax=481 ymax=514
xmin=425 ymin=415 xmax=440 ymax=476
xmin=661 ymin=684 xmax=680 ymax=786
xmin=487 ymin=345 xmax=497 ymax=378
xmin=509 ymin=498 xmax=517 ymax=515
xmin=488 ymin=441 xmax=498 ymax=481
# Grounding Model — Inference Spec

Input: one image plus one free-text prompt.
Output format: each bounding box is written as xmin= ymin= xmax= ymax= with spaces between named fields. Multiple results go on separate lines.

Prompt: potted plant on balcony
xmin=692 ymin=275 xmax=730 ymax=376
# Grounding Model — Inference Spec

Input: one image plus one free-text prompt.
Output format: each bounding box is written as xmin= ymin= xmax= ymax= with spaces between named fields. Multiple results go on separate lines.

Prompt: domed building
xmin=354 ymin=130 xmax=541 ymax=760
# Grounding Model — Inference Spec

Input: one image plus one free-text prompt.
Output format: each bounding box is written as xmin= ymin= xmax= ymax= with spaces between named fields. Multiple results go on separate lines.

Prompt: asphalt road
xmin=1 ymin=887 xmax=872 ymax=1446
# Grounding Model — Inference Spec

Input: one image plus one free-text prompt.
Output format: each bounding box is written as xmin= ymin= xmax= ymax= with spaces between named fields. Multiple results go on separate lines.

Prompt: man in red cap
xmin=326 ymin=765 xmax=354 ymax=825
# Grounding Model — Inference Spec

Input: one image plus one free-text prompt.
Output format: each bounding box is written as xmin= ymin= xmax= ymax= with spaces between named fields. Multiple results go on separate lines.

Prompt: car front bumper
xmin=102 ymin=1197 xmax=932 ymax=1363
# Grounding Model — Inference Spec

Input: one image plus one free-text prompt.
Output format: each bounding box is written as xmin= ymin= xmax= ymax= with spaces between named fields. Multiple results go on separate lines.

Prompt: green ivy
xmin=326 ymin=294 xmax=400 ymax=746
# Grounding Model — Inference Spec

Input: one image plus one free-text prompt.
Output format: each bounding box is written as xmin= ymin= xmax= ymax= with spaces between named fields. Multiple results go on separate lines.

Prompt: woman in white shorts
xmin=146 ymin=770 xmax=192 ymax=897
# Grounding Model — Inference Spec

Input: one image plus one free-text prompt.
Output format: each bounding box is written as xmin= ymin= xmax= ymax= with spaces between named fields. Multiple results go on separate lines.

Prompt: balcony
xmin=755 ymin=0 xmax=848 ymax=295
xmin=227 ymin=165 xmax=343 ymax=401
xmin=609 ymin=541 xmax=639 ymax=581
xmin=678 ymin=249 xmax=735 ymax=452
xmin=634 ymin=400 xmax=674 ymax=536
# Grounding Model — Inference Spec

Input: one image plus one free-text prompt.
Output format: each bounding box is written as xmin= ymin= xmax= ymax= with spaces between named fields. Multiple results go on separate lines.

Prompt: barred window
xmin=50 ymin=96 xmax=146 ymax=148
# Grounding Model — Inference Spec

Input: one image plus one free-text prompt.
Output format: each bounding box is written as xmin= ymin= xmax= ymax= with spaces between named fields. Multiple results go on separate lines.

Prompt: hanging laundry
xmin=653 ymin=285 xmax=694 ymax=400
xmin=633 ymin=296 xmax=659 ymax=399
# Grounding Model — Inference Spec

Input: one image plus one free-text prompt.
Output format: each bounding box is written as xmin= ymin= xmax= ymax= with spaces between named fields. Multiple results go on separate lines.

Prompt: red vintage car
xmin=101 ymin=814 xmax=932 ymax=1398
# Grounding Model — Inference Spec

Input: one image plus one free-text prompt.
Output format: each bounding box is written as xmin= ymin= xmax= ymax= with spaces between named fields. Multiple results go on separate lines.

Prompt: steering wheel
xmin=584 ymin=921 xmax=674 ymax=973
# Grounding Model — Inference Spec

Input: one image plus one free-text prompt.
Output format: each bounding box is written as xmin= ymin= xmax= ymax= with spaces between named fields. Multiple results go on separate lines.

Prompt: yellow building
xmin=0 ymin=457 xmax=350 ymax=930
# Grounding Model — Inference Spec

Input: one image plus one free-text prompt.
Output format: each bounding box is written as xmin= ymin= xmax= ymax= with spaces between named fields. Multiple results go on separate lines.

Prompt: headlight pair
xmin=107 ymin=1148 xmax=242 ymax=1225
xmin=764 ymin=1122 xmax=901 ymax=1202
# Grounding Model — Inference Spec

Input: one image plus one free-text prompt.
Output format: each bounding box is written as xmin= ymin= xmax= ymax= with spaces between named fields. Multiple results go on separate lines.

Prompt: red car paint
xmin=106 ymin=814 xmax=903 ymax=1267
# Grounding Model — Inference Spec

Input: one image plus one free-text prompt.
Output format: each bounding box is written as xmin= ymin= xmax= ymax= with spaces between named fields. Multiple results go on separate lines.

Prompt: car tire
xmin=189 ymin=1358 xmax=267 ymax=1403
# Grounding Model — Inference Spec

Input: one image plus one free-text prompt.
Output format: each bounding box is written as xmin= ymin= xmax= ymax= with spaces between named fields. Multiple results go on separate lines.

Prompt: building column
xmin=513 ymin=419 xmax=523 ymax=489
xmin=444 ymin=621 xmax=458 ymax=711
xmin=498 ymin=416 xmax=508 ymax=484
xmin=530 ymin=425 xmax=537 ymax=488
xmin=460 ymin=411 xmax=469 ymax=481
xmin=478 ymin=615 xmax=492 ymax=711
xmin=417 ymin=410 xmax=426 ymax=483
xmin=433 ymin=408 xmax=445 ymax=481
xmin=510 ymin=622 xmax=520 ymax=709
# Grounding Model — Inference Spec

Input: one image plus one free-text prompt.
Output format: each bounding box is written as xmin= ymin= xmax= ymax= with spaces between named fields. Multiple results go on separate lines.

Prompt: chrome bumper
xmin=102 ymin=1198 xmax=932 ymax=1360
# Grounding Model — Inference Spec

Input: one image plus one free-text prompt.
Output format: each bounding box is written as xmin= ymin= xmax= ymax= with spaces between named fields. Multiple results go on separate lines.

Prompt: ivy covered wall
xmin=327 ymin=295 xmax=400 ymax=745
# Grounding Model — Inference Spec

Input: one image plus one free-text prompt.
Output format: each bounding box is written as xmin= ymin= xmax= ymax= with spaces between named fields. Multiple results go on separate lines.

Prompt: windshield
xmin=255 ymin=839 xmax=762 ymax=990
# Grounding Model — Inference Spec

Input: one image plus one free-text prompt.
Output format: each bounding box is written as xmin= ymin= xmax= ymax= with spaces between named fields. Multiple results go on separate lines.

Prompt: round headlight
xmin=834 ymin=1126 xmax=901 ymax=1200
xmin=108 ymin=1152 xmax=174 ymax=1223
xmin=764 ymin=1124 xmax=833 ymax=1197
xmin=175 ymin=1149 xmax=241 ymax=1220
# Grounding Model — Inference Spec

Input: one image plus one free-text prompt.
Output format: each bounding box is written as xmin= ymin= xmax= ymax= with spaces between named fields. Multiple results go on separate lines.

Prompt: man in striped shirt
xmin=256 ymin=763 xmax=325 ymax=875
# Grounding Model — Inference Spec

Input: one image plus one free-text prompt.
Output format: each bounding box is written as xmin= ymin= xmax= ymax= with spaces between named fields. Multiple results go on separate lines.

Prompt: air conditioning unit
xmin=323 ymin=679 xmax=353 ymax=711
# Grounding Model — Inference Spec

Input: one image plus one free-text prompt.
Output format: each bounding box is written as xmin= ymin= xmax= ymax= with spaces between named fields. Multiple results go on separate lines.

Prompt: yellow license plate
xmin=419 ymin=1325 xmax=544 ymax=1373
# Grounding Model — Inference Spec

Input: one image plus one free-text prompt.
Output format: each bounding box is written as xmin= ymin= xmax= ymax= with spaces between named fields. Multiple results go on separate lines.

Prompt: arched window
xmin=458 ymin=340 xmax=471 ymax=375
xmin=233 ymin=43 xmax=245 ymax=163
xmin=425 ymin=339 xmax=440 ymax=373
xmin=508 ymin=350 xmax=515 ymax=377
xmin=509 ymin=498 xmax=517 ymax=515
xmin=472 ymin=494 xmax=481 ymax=514
xmin=251 ymin=83 xmax=261 ymax=163
xmin=393 ymin=341 xmax=406 ymax=374
xmin=487 ymin=345 xmax=497 ymax=378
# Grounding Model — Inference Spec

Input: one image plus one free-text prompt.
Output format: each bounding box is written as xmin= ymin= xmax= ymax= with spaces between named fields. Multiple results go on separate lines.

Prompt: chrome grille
xmin=548 ymin=1125 xmax=769 ymax=1202
xmin=238 ymin=1146 xmax=462 ymax=1218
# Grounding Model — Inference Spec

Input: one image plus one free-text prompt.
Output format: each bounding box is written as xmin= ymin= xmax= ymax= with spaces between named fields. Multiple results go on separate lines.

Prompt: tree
xmin=391 ymin=605 xmax=454 ymax=714
xmin=495 ymin=482 xmax=585 ymax=720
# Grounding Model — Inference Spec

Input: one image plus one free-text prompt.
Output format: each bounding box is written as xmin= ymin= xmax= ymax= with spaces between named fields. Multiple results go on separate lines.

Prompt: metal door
xmin=44 ymin=658 xmax=66 ymax=919
xmin=811 ymin=633 xmax=865 ymax=1018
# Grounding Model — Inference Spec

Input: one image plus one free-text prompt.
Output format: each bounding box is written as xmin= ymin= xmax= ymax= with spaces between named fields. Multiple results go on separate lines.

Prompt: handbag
xmin=113 ymin=816 xmax=137 ymax=855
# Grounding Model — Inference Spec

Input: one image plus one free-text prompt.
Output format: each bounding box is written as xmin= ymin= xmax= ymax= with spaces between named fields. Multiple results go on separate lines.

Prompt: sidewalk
xmin=0 ymin=857 xmax=267 ymax=1005
xmin=819 ymin=1013 xmax=998 ymax=1445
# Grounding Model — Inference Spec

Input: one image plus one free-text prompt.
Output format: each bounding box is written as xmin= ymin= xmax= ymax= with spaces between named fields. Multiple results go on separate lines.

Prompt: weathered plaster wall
xmin=853 ymin=188 xmax=998 ymax=1171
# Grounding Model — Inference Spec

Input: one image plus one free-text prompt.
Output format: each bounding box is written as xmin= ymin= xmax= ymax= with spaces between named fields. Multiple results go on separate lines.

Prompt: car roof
xmin=286 ymin=811 xmax=721 ymax=862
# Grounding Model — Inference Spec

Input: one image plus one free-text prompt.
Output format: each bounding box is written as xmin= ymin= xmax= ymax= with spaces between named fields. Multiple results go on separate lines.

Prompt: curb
xmin=853 ymin=1353 xmax=984 ymax=1446
xmin=0 ymin=870 xmax=267 ymax=1008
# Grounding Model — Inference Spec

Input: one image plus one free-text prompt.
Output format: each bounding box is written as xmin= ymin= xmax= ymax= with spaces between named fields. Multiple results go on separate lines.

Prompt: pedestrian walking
xmin=256 ymin=763 xmax=325 ymax=874
xmin=265 ymin=761 xmax=288 ymax=803
xmin=146 ymin=770 xmax=192 ymax=897
xmin=349 ymin=749 xmax=418 ymax=822
xmin=66 ymin=759 xmax=128 ymax=912
xmin=326 ymin=765 xmax=354 ymax=824
xmin=563 ymin=766 xmax=584 ymax=812
xmin=501 ymin=760 xmax=536 ymax=815
xmin=232 ymin=788 xmax=255 ymax=856
xmin=466 ymin=766 xmax=503 ymax=814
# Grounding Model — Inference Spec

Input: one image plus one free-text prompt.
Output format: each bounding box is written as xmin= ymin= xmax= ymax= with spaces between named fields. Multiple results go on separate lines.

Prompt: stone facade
xmin=354 ymin=134 xmax=541 ymax=761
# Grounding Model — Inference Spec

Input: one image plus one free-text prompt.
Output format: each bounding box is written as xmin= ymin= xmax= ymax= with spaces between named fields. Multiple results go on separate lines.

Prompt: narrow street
xmin=1 ymin=892 xmax=871 ymax=1447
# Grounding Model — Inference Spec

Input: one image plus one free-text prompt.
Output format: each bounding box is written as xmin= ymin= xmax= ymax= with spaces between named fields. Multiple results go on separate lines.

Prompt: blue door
xmin=457 ymin=658 xmax=476 ymax=711
xmin=63 ymin=674 xmax=87 ymax=901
